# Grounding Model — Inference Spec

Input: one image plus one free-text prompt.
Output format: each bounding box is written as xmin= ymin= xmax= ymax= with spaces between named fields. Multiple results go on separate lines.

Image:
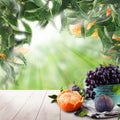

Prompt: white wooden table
xmin=0 ymin=90 xmax=117 ymax=120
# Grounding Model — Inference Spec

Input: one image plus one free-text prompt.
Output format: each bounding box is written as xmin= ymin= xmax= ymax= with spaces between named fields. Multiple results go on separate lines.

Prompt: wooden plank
xmin=0 ymin=90 xmax=9 ymax=97
xmin=0 ymin=91 xmax=18 ymax=111
xmin=0 ymin=90 xmax=33 ymax=120
xmin=12 ymin=90 xmax=47 ymax=120
xmin=111 ymin=118 xmax=118 ymax=120
xmin=36 ymin=90 xmax=60 ymax=120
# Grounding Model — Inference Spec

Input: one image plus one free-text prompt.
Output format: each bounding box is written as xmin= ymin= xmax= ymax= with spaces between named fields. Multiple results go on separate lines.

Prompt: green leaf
xmin=104 ymin=26 xmax=113 ymax=43
xmin=63 ymin=10 xmax=79 ymax=24
xmin=51 ymin=0 xmax=62 ymax=15
xmin=3 ymin=15 xmax=17 ymax=27
xmin=59 ymin=0 xmax=70 ymax=12
xmin=51 ymin=99 xmax=57 ymax=103
xmin=112 ymin=85 xmax=120 ymax=94
xmin=49 ymin=94 xmax=57 ymax=99
xmin=117 ymin=14 xmax=120 ymax=27
xmin=0 ymin=26 xmax=11 ymax=50
xmin=61 ymin=14 xmax=67 ymax=30
xmin=96 ymin=5 xmax=108 ymax=17
xmin=117 ymin=103 xmax=120 ymax=107
xmin=86 ymin=25 xmax=96 ymax=37
xmin=81 ymin=23 xmax=86 ymax=38
xmin=76 ymin=8 xmax=88 ymax=20
xmin=118 ymin=116 xmax=120 ymax=120
xmin=48 ymin=94 xmax=57 ymax=103
xmin=78 ymin=109 xmax=88 ymax=117
xmin=14 ymin=52 xmax=26 ymax=65
xmin=63 ymin=9 xmax=81 ymax=21
xmin=22 ymin=21 xmax=31 ymax=33
xmin=24 ymin=11 xmax=39 ymax=21
xmin=39 ymin=20 xmax=48 ymax=28
xmin=24 ymin=1 xmax=39 ymax=11
xmin=93 ymin=0 xmax=97 ymax=8
xmin=60 ymin=88 xmax=63 ymax=92
xmin=14 ymin=21 xmax=32 ymax=45
xmin=22 ymin=21 xmax=32 ymax=44
xmin=1 ymin=62 xmax=16 ymax=83
xmin=0 ymin=0 xmax=10 ymax=7
xmin=34 ymin=0 xmax=44 ymax=7
xmin=8 ymin=34 xmax=15 ymax=48
xmin=97 ymin=26 xmax=113 ymax=53
xmin=96 ymin=15 xmax=112 ymax=23
xmin=80 ymin=89 xmax=86 ymax=97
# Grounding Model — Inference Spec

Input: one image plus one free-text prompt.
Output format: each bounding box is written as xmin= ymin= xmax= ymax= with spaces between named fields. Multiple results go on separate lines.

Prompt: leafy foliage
xmin=0 ymin=0 xmax=32 ymax=87
xmin=0 ymin=0 xmax=120 ymax=87
xmin=16 ymin=0 xmax=120 ymax=64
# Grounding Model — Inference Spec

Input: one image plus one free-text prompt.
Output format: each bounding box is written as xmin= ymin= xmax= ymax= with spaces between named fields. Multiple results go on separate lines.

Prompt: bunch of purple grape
xmin=85 ymin=64 xmax=120 ymax=99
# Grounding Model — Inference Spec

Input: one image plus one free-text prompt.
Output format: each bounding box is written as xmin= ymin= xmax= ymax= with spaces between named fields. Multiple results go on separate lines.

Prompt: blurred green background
xmin=10 ymin=22 xmax=108 ymax=90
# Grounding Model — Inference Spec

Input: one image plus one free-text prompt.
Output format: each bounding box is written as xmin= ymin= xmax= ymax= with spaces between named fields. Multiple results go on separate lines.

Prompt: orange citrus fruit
xmin=57 ymin=90 xmax=84 ymax=112
xmin=14 ymin=44 xmax=30 ymax=55
xmin=91 ymin=28 xmax=99 ymax=38
xmin=69 ymin=20 xmax=99 ymax=38
xmin=106 ymin=8 xmax=112 ymax=16
xmin=87 ymin=20 xmax=99 ymax=38
xmin=69 ymin=23 xmax=81 ymax=36
xmin=0 ymin=53 xmax=6 ymax=59
xmin=86 ymin=20 xmax=96 ymax=30
xmin=112 ymin=34 xmax=120 ymax=41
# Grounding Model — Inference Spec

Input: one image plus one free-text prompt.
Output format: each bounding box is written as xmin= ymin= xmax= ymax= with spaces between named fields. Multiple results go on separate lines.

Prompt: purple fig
xmin=95 ymin=94 xmax=114 ymax=112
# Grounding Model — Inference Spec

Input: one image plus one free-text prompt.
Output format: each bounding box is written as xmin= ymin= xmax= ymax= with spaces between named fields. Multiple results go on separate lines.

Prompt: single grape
xmin=115 ymin=78 xmax=119 ymax=84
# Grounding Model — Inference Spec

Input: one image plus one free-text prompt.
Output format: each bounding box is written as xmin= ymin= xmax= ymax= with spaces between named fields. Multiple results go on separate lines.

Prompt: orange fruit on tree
xmin=69 ymin=23 xmax=81 ymax=36
xmin=0 ymin=53 xmax=6 ymax=59
xmin=112 ymin=34 xmax=120 ymax=41
xmin=69 ymin=20 xmax=99 ymax=38
xmin=100 ymin=4 xmax=112 ymax=16
xmin=86 ymin=20 xmax=96 ymax=30
xmin=91 ymin=28 xmax=99 ymax=38
xmin=13 ymin=44 xmax=30 ymax=62
xmin=14 ymin=44 xmax=30 ymax=55
xmin=86 ymin=20 xmax=99 ymax=38
xmin=57 ymin=89 xmax=84 ymax=112
xmin=106 ymin=8 xmax=112 ymax=16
